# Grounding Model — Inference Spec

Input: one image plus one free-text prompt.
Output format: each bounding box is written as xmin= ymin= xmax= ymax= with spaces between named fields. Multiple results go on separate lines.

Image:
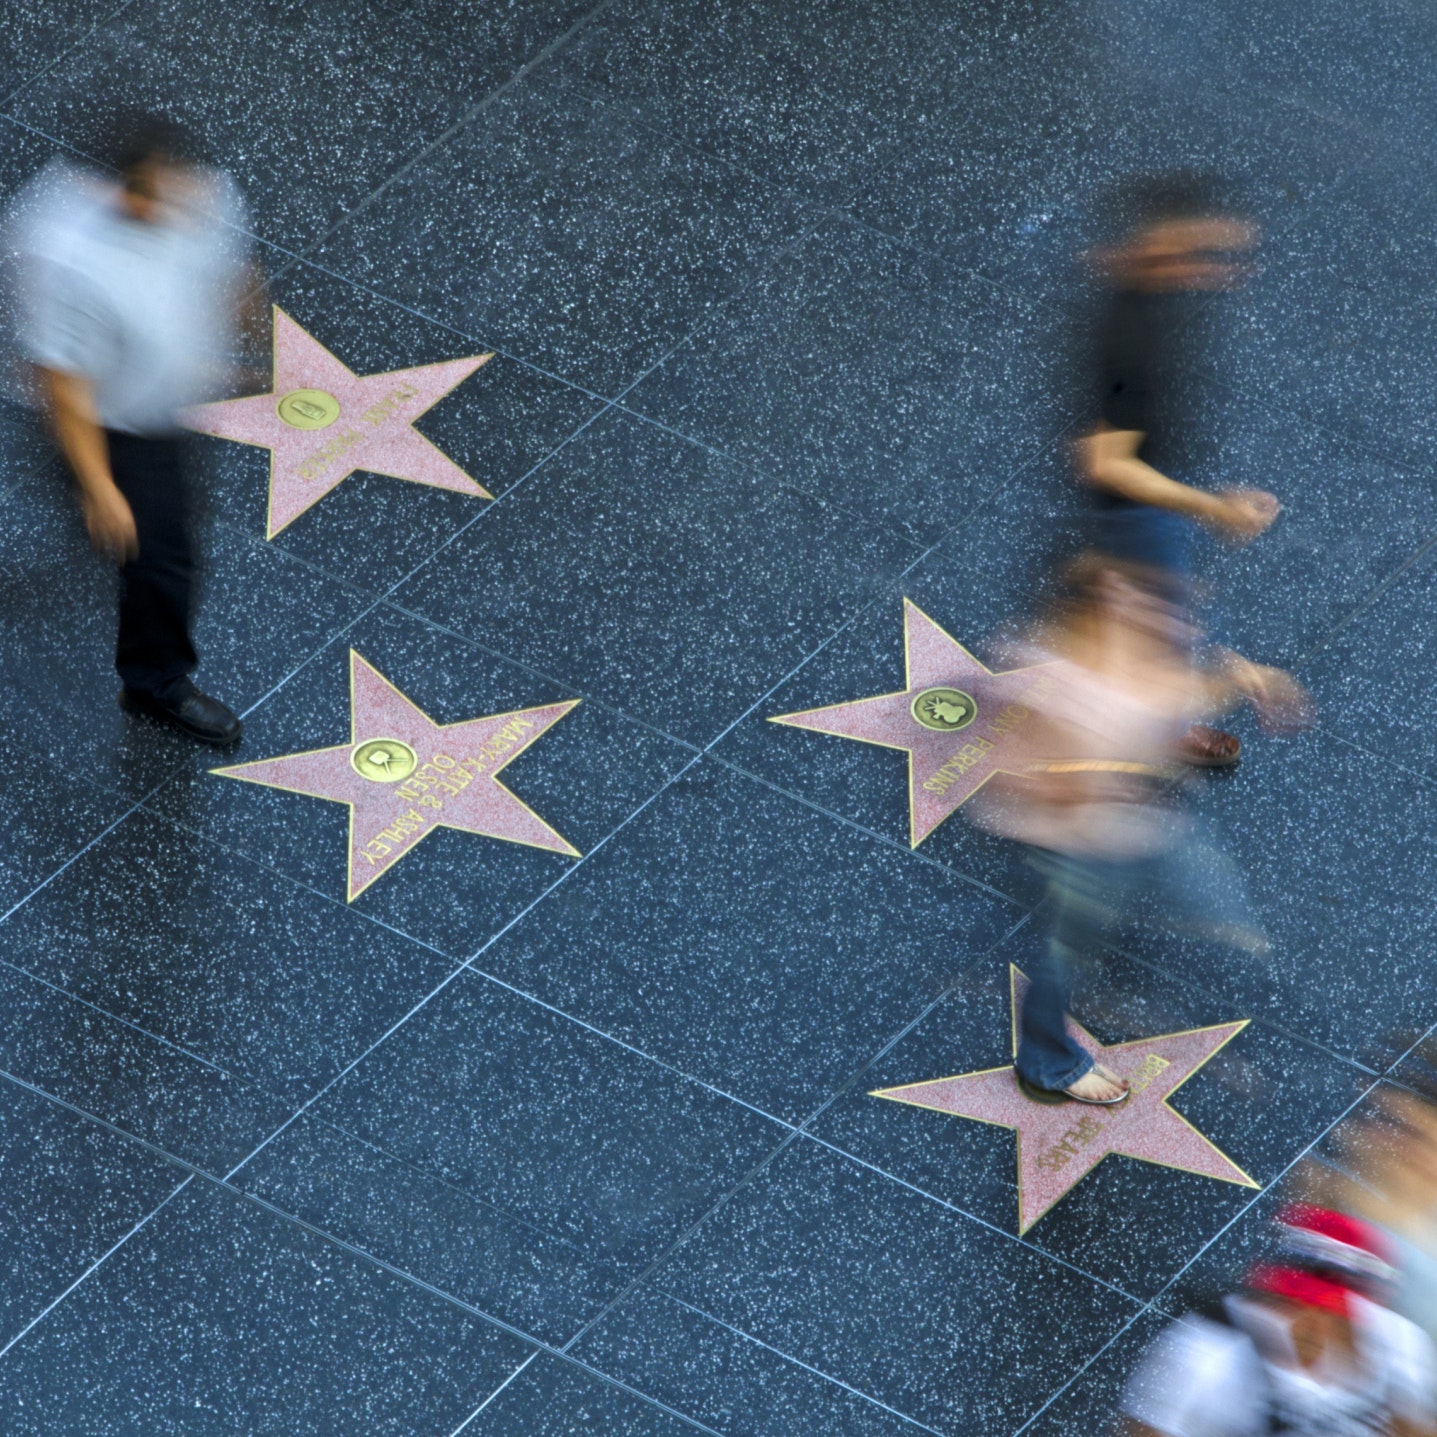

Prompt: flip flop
xmin=1016 ymin=1066 xmax=1129 ymax=1107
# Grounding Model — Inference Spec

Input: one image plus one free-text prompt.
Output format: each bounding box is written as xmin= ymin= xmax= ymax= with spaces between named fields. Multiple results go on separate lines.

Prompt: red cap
xmin=1244 ymin=1204 xmax=1395 ymax=1316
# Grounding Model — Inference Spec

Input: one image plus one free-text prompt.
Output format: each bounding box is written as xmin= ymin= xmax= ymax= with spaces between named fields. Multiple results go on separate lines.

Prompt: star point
xmin=770 ymin=600 xmax=1058 ymax=846
xmin=873 ymin=967 xmax=1256 ymax=1232
xmin=212 ymin=650 xmax=579 ymax=901
xmin=185 ymin=307 xmax=494 ymax=537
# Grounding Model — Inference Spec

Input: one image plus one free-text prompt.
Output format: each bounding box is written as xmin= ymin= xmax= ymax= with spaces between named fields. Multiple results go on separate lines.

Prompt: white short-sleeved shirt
xmin=1123 ymin=1296 xmax=1437 ymax=1437
xmin=8 ymin=158 xmax=250 ymax=434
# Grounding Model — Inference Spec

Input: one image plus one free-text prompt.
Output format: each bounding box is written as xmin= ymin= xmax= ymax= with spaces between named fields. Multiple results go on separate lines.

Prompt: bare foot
xmin=1065 ymin=1064 xmax=1128 ymax=1104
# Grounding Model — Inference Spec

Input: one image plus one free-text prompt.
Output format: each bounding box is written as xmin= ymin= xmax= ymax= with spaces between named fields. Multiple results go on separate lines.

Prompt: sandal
xmin=1016 ymin=1064 xmax=1129 ymax=1107
xmin=1179 ymin=723 xmax=1241 ymax=768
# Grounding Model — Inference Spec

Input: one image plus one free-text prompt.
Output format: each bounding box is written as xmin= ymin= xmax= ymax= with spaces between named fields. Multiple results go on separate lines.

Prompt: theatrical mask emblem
xmin=276 ymin=388 xmax=341 ymax=430
xmin=910 ymin=687 xmax=977 ymax=732
xmin=351 ymin=738 xmax=418 ymax=783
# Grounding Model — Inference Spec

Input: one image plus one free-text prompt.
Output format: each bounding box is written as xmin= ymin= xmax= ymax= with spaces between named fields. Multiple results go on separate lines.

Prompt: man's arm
xmin=1075 ymin=426 xmax=1279 ymax=543
xmin=35 ymin=365 xmax=137 ymax=561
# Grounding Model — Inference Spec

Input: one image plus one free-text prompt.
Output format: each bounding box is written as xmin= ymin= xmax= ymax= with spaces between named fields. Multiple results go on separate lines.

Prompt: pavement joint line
xmin=1007 ymin=1303 xmax=1154 ymax=1437
xmin=1294 ymin=527 xmax=1437 ymax=663
xmin=77 ymin=364 xmax=1075 ymax=1146
xmin=116 ymin=739 xmax=1029 ymax=1174
xmin=1311 ymin=724 xmax=1436 ymax=784
xmin=0 ymin=1066 xmax=731 ymax=1433
xmin=787 ymin=912 xmax=1036 ymax=1137
xmin=703 ymin=752 xmax=1027 ymax=906
xmin=262 ymin=249 xmax=614 ymax=403
xmin=798 ymin=1130 xmax=1143 ymax=1306
xmin=305 ymin=1115 xmax=592 ymax=1256
xmin=275 ymin=0 xmax=627 ymax=268
xmin=214 ymin=749 xmax=707 ymax=1185
xmin=447 ymin=1351 xmax=541 ymax=1436
xmin=1105 ymin=937 xmax=1386 ymax=1079
xmin=0 ymin=1171 xmax=194 ymax=1362
xmin=0 ymin=1062 xmax=933 ymax=1436
xmin=3 ymin=23 xmax=1432 ymax=1425
xmin=659 ymin=1290 xmax=951 ymax=1436
xmin=0 ymin=957 xmax=232 ymax=1076
xmin=291 ymin=99 xmax=874 ymax=427
xmin=1154 ymin=1074 xmax=1385 ymax=1304
xmin=372 ymin=595 xmax=703 ymax=754
xmin=549 ymin=1127 xmax=808 ymax=1360
xmin=0 ymin=0 xmax=141 ymax=111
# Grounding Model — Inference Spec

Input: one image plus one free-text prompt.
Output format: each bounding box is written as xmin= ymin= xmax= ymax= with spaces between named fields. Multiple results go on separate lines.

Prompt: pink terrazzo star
xmin=212 ymin=650 xmax=579 ymax=900
xmin=185 ymin=308 xmax=493 ymax=537
xmin=770 ymin=599 xmax=1058 ymax=846
xmin=874 ymin=968 xmax=1257 ymax=1233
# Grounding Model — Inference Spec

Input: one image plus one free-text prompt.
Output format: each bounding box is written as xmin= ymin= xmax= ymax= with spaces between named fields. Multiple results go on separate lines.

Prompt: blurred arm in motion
xmin=1076 ymin=424 xmax=1279 ymax=543
xmin=35 ymin=363 xmax=137 ymax=561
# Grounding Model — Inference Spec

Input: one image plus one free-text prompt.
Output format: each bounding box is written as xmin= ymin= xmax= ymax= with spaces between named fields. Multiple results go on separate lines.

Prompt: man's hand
xmin=1208 ymin=488 xmax=1281 ymax=543
xmin=34 ymin=365 xmax=139 ymax=564
xmin=80 ymin=480 xmax=138 ymax=562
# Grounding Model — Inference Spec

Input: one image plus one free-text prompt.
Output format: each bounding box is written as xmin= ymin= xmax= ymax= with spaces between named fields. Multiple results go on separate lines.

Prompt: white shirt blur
xmin=1123 ymin=1295 xmax=1437 ymax=1437
xmin=7 ymin=157 xmax=250 ymax=434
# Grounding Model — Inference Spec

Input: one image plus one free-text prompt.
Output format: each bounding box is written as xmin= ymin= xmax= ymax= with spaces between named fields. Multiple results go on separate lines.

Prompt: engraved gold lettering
xmin=297 ymin=427 xmax=365 ymax=481
xmin=1034 ymin=1112 xmax=1106 ymax=1172
xmin=923 ymin=736 xmax=996 ymax=794
xmin=1125 ymin=1052 xmax=1172 ymax=1097
xmin=373 ymin=807 xmax=428 ymax=846
xmin=461 ymin=719 xmax=536 ymax=776
xmin=358 ymin=383 xmax=419 ymax=428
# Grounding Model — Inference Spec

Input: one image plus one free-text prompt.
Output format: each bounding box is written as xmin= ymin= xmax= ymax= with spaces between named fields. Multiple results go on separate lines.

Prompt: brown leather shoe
xmin=1179 ymin=723 xmax=1241 ymax=768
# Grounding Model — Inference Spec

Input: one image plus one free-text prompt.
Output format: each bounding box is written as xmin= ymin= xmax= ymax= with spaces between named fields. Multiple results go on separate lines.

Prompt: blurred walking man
xmin=11 ymin=116 xmax=255 ymax=743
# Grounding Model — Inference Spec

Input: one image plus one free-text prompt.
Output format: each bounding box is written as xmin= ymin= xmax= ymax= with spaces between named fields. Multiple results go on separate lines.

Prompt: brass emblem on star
xmin=910 ymin=686 xmax=977 ymax=732
xmin=276 ymin=388 xmax=341 ymax=431
xmin=212 ymin=651 xmax=580 ymax=901
xmin=351 ymin=738 xmax=418 ymax=783
xmin=770 ymin=601 xmax=1058 ymax=847
xmin=186 ymin=310 xmax=493 ymax=537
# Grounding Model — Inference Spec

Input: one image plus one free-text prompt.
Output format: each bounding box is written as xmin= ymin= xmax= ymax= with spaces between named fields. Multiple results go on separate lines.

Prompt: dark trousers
xmin=107 ymin=430 xmax=197 ymax=697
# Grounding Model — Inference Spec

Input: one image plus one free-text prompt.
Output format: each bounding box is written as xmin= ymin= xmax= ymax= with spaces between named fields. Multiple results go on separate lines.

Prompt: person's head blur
xmin=1098 ymin=172 xmax=1258 ymax=293
xmin=102 ymin=114 xmax=206 ymax=225
xmin=1243 ymin=1203 xmax=1398 ymax=1364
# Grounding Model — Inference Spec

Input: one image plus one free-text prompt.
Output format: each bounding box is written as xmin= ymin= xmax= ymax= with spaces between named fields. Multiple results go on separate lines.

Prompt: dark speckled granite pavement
xmin=1 ymin=0 xmax=1433 ymax=1431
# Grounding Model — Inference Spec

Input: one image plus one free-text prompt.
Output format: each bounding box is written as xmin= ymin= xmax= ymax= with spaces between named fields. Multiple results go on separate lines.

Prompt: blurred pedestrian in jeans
xmin=971 ymin=555 xmax=1308 ymax=1104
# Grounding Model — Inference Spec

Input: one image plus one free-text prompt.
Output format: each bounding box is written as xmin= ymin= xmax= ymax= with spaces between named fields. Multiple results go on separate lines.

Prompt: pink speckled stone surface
xmin=874 ymin=969 xmax=1256 ymax=1232
xmin=770 ymin=599 xmax=1056 ymax=845
xmin=185 ymin=308 xmax=491 ymax=536
xmin=213 ymin=650 xmax=578 ymax=900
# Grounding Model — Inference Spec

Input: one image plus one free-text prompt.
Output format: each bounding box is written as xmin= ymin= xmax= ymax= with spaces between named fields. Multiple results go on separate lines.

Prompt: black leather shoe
xmin=120 ymin=682 xmax=242 ymax=745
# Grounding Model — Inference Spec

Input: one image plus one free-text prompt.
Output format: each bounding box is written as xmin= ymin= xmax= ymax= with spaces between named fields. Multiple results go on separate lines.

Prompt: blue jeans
xmin=1014 ymin=824 xmax=1261 ymax=1091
